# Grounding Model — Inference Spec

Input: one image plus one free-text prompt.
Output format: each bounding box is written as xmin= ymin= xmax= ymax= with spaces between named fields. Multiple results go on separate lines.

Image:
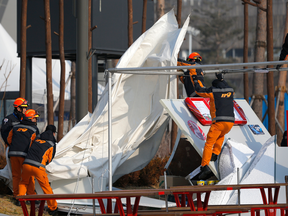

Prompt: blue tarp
xmin=246 ymin=93 xmax=288 ymax=131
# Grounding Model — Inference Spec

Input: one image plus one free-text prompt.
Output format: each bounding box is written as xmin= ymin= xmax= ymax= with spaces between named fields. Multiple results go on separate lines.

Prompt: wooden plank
xmin=17 ymin=183 xmax=288 ymax=200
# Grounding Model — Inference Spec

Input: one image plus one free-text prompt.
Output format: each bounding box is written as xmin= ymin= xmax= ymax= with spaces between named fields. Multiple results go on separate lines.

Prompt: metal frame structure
xmin=106 ymin=60 xmax=288 ymax=191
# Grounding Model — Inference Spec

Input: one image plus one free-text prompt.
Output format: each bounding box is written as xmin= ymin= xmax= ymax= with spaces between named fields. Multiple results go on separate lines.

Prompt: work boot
xmin=48 ymin=207 xmax=59 ymax=216
xmin=211 ymin=153 xmax=218 ymax=161
xmin=12 ymin=197 xmax=21 ymax=206
xmin=198 ymin=165 xmax=212 ymax=180
xmin=26 ymin=200 xmax=41 ymax=205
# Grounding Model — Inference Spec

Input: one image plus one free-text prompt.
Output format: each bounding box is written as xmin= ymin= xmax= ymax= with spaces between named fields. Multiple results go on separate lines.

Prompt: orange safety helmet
xmin=25 ymin=109 xmax=40 ymax=119
xmin=13 ymin=97 xmax=28 ymax=108
xmin=187 ymin=52 xmax=202 ymax=62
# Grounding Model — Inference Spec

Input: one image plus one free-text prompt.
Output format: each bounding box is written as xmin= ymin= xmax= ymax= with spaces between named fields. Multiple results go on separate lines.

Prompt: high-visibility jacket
xmin=7 ymin=119 xmax=39 ymax=158
xmin=1 ymin=111 xmax=23 ymax=145
xmin=23 ymin=130 xmax=56 ymax=171
xmin=194 ymin=79 xmax=235 ymax=123
xmin=177 ymin=61 xmax=205 ymax=97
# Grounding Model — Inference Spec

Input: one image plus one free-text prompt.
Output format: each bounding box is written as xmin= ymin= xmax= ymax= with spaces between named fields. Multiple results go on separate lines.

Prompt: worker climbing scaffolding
xmin=177 ymin=52 xmax=205 ymax=97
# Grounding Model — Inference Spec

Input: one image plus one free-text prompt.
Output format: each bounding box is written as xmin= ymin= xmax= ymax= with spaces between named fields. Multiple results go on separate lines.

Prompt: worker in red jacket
xmin=193 ymin=73 xmax=235 ymax=180
xmin=18 ymin=125 xmax=58 ymax=216
xmin=177 ymin=52 xmax=205 ymax=97
xmin=7 ymin=109 xmax=39 ymax=206
xmin=1 ymin=97 xmax=28 ymax=146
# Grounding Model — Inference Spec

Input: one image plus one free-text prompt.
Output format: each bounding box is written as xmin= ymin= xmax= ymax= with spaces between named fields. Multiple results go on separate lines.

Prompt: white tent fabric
xmin=0 ymin=23 xmax=106 ymax=103
xmin=218 ymin=139 xmax=254 ymax=180
xmin=45 ymin=9 xmax=189 ymax=186
xmin=0 ymin=22 xmax=72 ymax=102
xmin=205 ymin=139 xmax=255 ymax=205
xmin=227 ymin=136 xmax=276 ymax=205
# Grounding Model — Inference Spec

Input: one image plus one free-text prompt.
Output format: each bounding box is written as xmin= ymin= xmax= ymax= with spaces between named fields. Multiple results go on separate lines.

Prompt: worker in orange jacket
xmin=18 ymin=125 xmax=58 ymax=216
xmin=193 ymin=73 xmax=235 ymax=180
xmin=1 ymin=97 xmax=28 ymax=146
xmin=7 ymin=109 xmax=40 ymax=206
xmin=177 ymin=52 xmax=205 ymax=97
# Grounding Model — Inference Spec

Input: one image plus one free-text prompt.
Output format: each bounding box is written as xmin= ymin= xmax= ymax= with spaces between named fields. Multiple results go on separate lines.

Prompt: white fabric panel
xmin=227 ymin=136 xmax=275 ymax=205
xmin=45 ymin=9 xmax=188 ymax=186
xmin=218 ymin=139 xmax=254 ymax=180
xmin=205 ymin=140 xmax=254 ymax=205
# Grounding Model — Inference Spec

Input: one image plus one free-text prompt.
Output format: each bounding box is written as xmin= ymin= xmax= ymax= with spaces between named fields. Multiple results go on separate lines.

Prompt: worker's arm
xmin=29 ymin=133 xmax=36 ymax=148
xmin=192 ymin=75 xmax=213 ymax=98
xmin=7 ymin=129 xmax=13 ymax=146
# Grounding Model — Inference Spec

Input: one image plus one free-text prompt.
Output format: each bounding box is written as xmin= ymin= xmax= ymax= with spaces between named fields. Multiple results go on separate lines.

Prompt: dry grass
xmin=0 ymin=195 xmax=51 ymax=216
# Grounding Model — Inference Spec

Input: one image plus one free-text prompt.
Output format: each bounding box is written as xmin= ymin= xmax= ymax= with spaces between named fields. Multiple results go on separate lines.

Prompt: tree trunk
xmin=276 ymin=2 xmax=288 ymax=144
xmin=44 ymin=0 xmax=54 ymax=125
xmin=157 ymin=0 xmax=165 ymax=20
xmin=57 ymin=0 xmax=65 ymax=141
xmin=142 ymin=0 xmax=147 ymax=34
xmin=128 ymin=0 xmax=133 ymax=47
xmin=266 ymin=0 xmax=275 ymax=136
xmin=252 ymin=0 xmax=267 ymax=121
xmin=243 ymin=2 xmax=249 ymax=102
xmin=171 ymin=0 xmax=182 ymax=152
xmin=20 ymin=0 xmax=28 ymax=98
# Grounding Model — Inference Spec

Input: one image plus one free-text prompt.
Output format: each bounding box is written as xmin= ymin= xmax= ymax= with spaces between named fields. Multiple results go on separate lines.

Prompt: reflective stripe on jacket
xmin=7 ymin=124 xmax=38 ymax=158
xmin=23 ymin=136 xmax=56 ymax=170
xmin=194 ymin=80 xmax=235 ymax=123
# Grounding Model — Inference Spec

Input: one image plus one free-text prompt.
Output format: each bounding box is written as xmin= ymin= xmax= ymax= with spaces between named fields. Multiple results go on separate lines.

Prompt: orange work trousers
xmin=10 ymin=156 xmax=36 ymax=197
xmin=201 ymin=121 xmax=234 ymax=167
xmin=19 ymin=164 xmax=57 ymax=211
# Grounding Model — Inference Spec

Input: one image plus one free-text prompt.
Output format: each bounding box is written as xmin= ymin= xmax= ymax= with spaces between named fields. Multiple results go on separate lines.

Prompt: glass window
xmin=6 ymin=99 xmax=14 ymax=116
xmin=0 ymin=101 xmax=4 ymax=120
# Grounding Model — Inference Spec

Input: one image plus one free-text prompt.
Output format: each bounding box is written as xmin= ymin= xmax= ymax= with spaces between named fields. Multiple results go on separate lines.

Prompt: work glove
xmin=276 ymin=64 xmax=282 ymax=70
xmin=192 ymin=75 xmax=198 ymax=83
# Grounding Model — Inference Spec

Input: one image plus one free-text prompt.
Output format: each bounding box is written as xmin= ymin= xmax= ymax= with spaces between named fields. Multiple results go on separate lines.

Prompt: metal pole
xmin=106 ymin=67 xmax=288 ymax=76
xmin=25 ymin=57 xmax=32 ymax=105
xmin=108 ymin=71 xmax=112 ymax=191
xmin=189 ymin=32 xmax=192 ymax=54
xmin=76 ymin=0 xmax=89 ymax=122
xmin=237 ymin=167 xmax=240 ymax=208
xmin=107 ymin=60 xmax=288 ymax=72
xmin=92 ymin=54 xmax=98 ymax=110
xmin=92 ymin=175 xmax=95 ymax=216
xmin=164 ymin=171 xmax=168 ymax=212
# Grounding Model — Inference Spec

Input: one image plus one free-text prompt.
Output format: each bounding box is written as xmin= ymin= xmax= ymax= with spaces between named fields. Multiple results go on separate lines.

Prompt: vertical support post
xmin=88 ymin=0 xmax=92 ymax=113
xmin=76 ymin=0 xmax=89 ymax=122
xmin=92 ymin=175 xmax=95 ymax=216
xmin=128 ymin=0 xmax=133 ymax=47
xmin=20 ymin=0 xmax=28 ymax=98
xmin=287 ymin=110 xmax=288 ymax=146
xmin=189 ymin=32 xmax=192 ymax=54
xmin=92 ymin=54 xmax=98 ymax=110
xmin=266 ymin=0 xmax=276 ymax=135
xmin=142 ymin=0 xmax=147 ymax=34
xmin=243 ymin=1 xmax=249 ymax=102
xmin=25 ymin=57 xmax=32 ymax=105
xmin=164 ymin=171 xmax=168 ymax=212
xmin=108 ymin=70 xmax=112 ymax=191
xmin=237 ymin=168 xmax=241 ymax=206
xmin=285 ymin=176 xmax=288 ymax=215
